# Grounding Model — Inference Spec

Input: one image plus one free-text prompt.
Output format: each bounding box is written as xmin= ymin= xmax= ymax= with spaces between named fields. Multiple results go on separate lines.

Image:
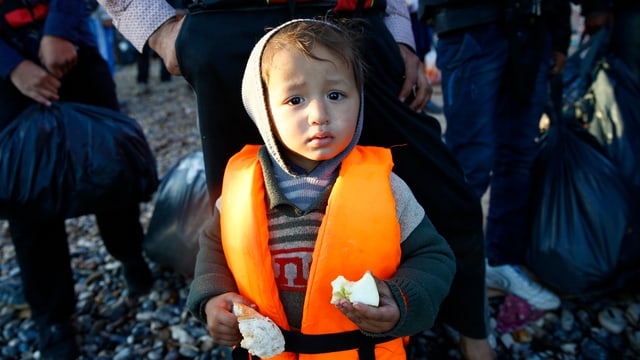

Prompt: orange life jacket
xmin=220 ymin=145 xmax=406 ymax=359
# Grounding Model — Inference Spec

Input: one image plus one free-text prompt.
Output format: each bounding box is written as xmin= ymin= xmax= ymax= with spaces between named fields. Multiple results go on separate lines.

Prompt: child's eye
xmin=287 ymin=96 xmax=303 ymax=105
xmin=327 ymin=91 xmax=344 ymax=101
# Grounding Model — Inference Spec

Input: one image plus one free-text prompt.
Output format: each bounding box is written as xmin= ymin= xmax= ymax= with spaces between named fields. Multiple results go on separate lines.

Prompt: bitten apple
xmin=330 ymin=271 xmax=379 ymax=307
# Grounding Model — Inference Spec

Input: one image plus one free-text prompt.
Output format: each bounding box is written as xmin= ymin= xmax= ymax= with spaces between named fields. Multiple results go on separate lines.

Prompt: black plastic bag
xmin=562 ymin=25 xmax=640 ymax=199
xmin=561 ymin=27 xmax=611 ymax=111
xmin=573 ymin=57 xmax=640 ymax=198
xmin=143 ymin=151 xmax=211 ymax=277
xmin=0 ymin=102 xmax=159 ymax=220
xmin=526 ymin=112 xmax=639 ymax=295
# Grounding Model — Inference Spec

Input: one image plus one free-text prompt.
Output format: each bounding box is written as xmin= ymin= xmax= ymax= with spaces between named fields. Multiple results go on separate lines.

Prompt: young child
xmin=186 ymin=19 xmax=456 ymax=359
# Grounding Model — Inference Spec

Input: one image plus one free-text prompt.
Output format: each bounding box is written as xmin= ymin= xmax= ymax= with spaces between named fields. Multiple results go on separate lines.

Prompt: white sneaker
xmin=485 ymin=261 xmax=561 ymax=311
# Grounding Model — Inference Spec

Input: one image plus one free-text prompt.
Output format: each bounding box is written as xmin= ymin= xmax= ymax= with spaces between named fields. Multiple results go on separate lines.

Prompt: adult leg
xmin=357 ymin=13 xmax=489 ymax=342
xmin=8 ymin=216 xmax=79 ymax=359
xmin=137 ymin=43 xmax=151 ymax=84
xmin=435 ymin=23 xmax=559 ymax=312
xmin=95 ymin=203 xmax=152 ymax=295
xmin=437 ymin=24 xmax=509 ymax=198
xmin=485 ymin=30 xmax=551 ymax=266
xmin=9 ymin=217 xmax=75 ymax=327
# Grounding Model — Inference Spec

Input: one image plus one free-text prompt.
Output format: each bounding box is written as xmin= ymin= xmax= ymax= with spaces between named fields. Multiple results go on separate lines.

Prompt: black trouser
xmin=1 ymin=47 xmax=145 ymax=327
xmin=176 ymin=4 xmax=486 ymax=338
xmin=137 ymin=43 xmax=172 ymax=84
xmin=9 ymin=204 xmax=145 ymax=326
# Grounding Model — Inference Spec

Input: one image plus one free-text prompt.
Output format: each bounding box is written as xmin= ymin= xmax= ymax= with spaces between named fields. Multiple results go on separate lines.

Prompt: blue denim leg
xmin=486 ymin=32 xmax=551 ymax=265
xmin=438 ymin=23 xmax=552 ymax=265
xmin=437 ymin=24 xmax=509 ymax=198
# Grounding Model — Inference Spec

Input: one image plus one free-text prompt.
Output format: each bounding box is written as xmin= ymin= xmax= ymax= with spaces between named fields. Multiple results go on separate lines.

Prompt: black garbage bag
xmin=573 ymin=57 xmax=640 ymax=198
xmin=526 ymin=116 xmax=639 ymax=295
xmin=143 ymin=151 xmax=211 ymax=277
xmin=562 ymin=25 xmax=640 ymax=199
xmin=561 ymin=27 xmax=611 ymax=111
xmin=0 ymin=102 xmax=159 ymax=220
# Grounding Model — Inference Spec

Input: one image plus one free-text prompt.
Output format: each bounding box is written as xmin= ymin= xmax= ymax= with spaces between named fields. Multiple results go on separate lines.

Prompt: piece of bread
xmin=233 ymin=302 xmax=285 ymax=358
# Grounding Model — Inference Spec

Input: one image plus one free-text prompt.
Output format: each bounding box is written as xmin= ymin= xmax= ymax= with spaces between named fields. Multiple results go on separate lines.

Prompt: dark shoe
xmin=122 ymin=258 xmax=153 ymax=295
xmin=38 ymin=321 xmax=79 ymax=360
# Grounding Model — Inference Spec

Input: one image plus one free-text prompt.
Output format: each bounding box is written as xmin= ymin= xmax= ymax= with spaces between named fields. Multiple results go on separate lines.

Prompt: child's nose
xmin=308 ymin=100 xmax=330 ymax=125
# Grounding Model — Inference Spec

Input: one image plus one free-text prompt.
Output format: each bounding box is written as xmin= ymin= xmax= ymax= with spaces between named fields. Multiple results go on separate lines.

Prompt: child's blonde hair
xmin=261 ymin=19 xmax=366 ymax=91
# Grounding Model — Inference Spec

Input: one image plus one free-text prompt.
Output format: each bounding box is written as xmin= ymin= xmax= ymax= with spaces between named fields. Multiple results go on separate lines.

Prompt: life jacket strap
xmin=231 ymin=329 xmax=396 ymax=359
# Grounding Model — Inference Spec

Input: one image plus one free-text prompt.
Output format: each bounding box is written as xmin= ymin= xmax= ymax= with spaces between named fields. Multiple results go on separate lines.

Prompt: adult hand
xmin=9 ymin=59 xmax=61 ymax=105
xmin=39 ymin=35 xmax=77 ymax=78
xmin=148 ymin=16 xmax=184 ymax=75
xmin=397 ymin=43 xmax=432 ymax=113
xmin=203 ymin=292 xmax=254 ymax=347
xmin=333 ymin=278 xmax=400 ymax=333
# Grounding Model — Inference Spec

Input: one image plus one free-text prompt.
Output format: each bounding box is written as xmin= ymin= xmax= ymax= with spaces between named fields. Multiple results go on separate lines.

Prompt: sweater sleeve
xmin=0 ymin=40 xmax=24 ymax=80
xmin=186 ymin=199 xmax=238 ymax=323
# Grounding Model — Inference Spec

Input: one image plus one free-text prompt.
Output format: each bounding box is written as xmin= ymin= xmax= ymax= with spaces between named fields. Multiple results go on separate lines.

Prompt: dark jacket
xmin=0 ymin=0 xmax=96 ymax=79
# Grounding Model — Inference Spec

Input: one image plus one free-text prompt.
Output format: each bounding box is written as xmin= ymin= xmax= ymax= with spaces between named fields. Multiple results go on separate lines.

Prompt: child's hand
xmin=203 ymin=292 xmax=255 ymax=346
xmin=333 ymin=278 xmax=400 ymax=333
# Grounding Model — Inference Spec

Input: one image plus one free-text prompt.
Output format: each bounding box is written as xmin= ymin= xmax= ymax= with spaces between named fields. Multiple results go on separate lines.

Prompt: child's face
xmin=266 ymin=43 xmax=360 ymax=173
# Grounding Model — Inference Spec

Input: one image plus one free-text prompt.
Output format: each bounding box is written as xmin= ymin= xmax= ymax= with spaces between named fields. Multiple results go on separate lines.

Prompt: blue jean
xmin=436 ymin=23 xmax=551 ymax=265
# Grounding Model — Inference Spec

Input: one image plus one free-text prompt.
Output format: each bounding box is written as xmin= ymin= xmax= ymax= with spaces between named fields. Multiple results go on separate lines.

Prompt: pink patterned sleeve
xmin=98 ymin=0 xmax=176 ymax=51
xmin=384 ymin=0 xmax=416 ymax=51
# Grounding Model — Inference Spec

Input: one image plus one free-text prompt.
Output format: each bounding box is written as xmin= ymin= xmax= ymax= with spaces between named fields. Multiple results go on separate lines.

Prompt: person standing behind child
xmin=0 ymin=0 xmax=154 ymax=357
xmin=186 ymin=19 xmax=456 ymax=359
xmin=419 ymin=0 xmax=571 ymax=312
xmin=99 ymin=0 xmax=493 ymax=357
xmin=575 ymin=0 xmax=640 ymax=78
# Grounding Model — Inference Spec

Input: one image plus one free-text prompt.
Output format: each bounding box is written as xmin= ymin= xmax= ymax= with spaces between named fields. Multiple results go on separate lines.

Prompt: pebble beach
xmin=0 ymin=60 xmax=638 ymax=360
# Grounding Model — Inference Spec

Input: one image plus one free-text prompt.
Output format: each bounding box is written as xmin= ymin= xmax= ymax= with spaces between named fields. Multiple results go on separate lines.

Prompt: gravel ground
xmin=0 ymin=60 xmax=639 ymax=360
